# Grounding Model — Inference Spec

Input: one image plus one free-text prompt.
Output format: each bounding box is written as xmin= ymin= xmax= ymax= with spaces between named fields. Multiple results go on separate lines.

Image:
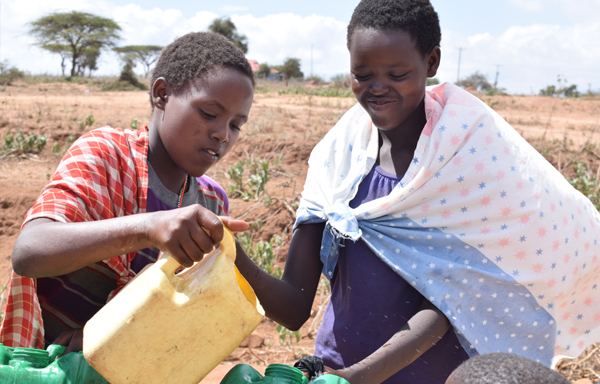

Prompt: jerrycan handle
xmin=158 ymin=225 xmax=237 ymax=277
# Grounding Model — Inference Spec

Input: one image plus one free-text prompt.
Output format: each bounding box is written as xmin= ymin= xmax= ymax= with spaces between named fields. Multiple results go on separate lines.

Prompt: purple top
xmin=37 ymin=166 xmax=229 ymax=346
xmin=314 ymin=164 xmax=469 ymax=384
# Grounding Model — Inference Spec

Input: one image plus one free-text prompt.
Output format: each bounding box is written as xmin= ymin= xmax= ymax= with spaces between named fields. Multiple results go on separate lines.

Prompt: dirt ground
xmin=1 ymin=82 xmax=600 ymax=383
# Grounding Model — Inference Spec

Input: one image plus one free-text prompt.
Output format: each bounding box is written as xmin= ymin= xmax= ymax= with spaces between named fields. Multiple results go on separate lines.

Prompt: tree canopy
xmin=113 ymin=45 xmax=163 ymax=78
xmin=208 ymin=17 xmax=248 ymax=54
xmin=257 ymin=63 xmax=271 ymax=79
xmin=281 ymin=58 xmax=303 ymax=85
xmin=28 ymin=11 xmax=121 ymax=77
xmin=456 ymin=72 xmax=492 ymax=93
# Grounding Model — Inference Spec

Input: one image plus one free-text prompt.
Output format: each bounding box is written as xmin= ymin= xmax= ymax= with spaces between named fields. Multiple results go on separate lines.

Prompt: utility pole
xmin=310 ymin=44 xmax=313 ymax=79
xmin=456 ymin=47 xmax=464 ymax=82
xmin=494 ymin=64 xmax=500 ymax=90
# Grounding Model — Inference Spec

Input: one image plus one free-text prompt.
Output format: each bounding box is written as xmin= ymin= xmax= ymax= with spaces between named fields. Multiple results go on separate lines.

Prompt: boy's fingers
xmin=219 ymin=216 xmax=249 ymax=232
xmin=190 ymin=226 xmax=214 ymax=261
xmin=194 ymin=206 xmax=224 ymax=244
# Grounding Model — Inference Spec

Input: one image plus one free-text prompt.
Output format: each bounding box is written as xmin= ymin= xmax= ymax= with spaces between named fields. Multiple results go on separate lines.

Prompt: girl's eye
xmin=352 ymin=72 xmax=370 ymax=81
xmin=390 ymin=73 xmax=408 ymax=80
xmin=230 ymin=123 xmax=241 ymax=131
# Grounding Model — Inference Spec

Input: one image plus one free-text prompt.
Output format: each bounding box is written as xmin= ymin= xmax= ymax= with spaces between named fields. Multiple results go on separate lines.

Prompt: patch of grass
xmin=237 ymin=231 xmax=283 ymax=279
xmin=227 ymin=156 xmax=271 ymax=202
xmin=277 ymin=86 xmax=354 ymax=98
xmin=1 ymin=130 xmax=48 ymax=156
xmin=568 ymin=161 xmax=600 ymax=210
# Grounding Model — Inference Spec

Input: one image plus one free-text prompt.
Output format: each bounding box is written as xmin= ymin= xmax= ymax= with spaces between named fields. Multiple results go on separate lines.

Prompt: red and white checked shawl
xmin=0 ymin=125 xmax=149 ymax=348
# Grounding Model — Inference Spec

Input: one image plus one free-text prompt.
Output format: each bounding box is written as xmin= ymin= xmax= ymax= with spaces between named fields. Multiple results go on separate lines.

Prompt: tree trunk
xmin=71 ymin=54 xmax=78 ymax=77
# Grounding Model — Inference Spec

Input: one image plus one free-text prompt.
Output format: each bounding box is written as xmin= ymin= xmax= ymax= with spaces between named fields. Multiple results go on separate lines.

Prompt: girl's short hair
xmin=347 ymin=0 xmax=441 ymax=56
xmin=150 ymin=32 xmax=254 ymax=107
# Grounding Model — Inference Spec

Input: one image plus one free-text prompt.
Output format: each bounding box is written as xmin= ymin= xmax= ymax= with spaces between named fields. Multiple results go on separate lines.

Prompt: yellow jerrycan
xmin=83 ymin=227 xmax=264 ymax=384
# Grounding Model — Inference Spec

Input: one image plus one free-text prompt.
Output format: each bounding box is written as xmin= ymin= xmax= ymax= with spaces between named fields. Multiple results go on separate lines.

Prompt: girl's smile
xmin=349 ymin=28 xmax=440 ymax=133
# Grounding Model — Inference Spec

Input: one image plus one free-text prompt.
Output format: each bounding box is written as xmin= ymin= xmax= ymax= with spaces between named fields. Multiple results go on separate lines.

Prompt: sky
xmin=1 ymin=0 xmax=599 ymax=94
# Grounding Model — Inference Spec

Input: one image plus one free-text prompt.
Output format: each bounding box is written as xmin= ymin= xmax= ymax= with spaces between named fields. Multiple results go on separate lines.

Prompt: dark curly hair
xmin=447 ymin=353 xmax=570 ymax=384
xmin=347 ymin=0 xmax=441 ymax=56
xmin=150 ymin=31 xmax=254 ymax=108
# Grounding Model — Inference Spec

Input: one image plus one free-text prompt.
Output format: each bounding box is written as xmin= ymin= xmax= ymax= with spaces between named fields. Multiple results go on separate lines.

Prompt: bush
xmin=456 ymin=72 xmax=492 ymax=92
xmin=0 ymin=61 xmax=25 ymax=85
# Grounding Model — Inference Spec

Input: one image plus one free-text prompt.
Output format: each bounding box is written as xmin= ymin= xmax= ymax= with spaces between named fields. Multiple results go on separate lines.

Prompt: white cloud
xmin=437 ymin=22 xmax=600 ymax=94
xmin=2 ymin=0 xmax=598 ymax=93
xmin=233 ymin=13 xmax=348 ymax=78
xmin=220 ymin=6 xmax=250 ymax=12
xmin=507 ymin=0 xmax=544 ymax=12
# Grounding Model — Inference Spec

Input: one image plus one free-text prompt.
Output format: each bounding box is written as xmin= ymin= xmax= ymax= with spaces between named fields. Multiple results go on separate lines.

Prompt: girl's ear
xmin=426 ymin=47 xmax=441 ymax=78
xmin=151 ymin=78 xmax=170 ymax=111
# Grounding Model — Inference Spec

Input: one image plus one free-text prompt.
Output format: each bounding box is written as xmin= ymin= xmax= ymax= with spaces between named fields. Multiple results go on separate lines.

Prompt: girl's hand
xmin=147 ymin=205 xmax=248 ymax=267
xmin=52 ymin=328 xmax=83 ymax=355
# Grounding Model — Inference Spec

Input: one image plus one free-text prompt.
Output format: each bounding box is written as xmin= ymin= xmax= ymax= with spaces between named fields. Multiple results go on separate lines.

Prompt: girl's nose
xmin=369 ymin=79 xmax=389 ymax=95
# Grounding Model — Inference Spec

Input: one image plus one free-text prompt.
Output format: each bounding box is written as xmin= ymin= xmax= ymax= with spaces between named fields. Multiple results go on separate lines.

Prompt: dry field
xmin=0 ymin=81 xmax=599 ymax=383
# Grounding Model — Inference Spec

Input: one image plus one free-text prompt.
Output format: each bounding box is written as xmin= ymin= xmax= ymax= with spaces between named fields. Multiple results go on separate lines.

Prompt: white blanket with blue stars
xmin=294 ymin=82 xmax=600 ymax=365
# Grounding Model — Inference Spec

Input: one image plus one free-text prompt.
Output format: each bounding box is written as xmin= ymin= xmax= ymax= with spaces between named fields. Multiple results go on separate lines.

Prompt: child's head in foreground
xmin=147 ymin=32 xmax=255 ymax=179
xmin=347 ymin=0 xmax=441 ymax=131
xmin=445 ymin=353 xmax=570 ymax=384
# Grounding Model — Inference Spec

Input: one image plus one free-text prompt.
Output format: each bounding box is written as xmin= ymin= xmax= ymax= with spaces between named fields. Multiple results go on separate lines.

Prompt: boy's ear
xmin=151 ymin=77 xmax=170 ymax=111
xmin=427 ymin=46 xmax=441 ymax=78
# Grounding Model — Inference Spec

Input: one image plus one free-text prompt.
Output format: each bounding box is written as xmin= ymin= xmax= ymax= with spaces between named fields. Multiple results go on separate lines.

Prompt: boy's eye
xmin=199 ymin=109 xmax=216 ymax=119
xmin=230 ymin=123 xmax=241 ymax=131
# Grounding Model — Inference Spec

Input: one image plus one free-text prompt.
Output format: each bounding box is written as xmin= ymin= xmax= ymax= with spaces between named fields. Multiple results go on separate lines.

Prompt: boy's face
xmin=156 ymin=68 xmax=253 ymax=178
xmin=349 ymin=28 xmax=440 ymax=131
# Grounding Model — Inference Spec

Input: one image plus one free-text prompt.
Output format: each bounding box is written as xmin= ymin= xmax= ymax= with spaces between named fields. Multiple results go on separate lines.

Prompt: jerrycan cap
xmin=265 ymin=364 xmax=306 ymax=383
xmin=10 ymin=347 xmax=50 ymax=368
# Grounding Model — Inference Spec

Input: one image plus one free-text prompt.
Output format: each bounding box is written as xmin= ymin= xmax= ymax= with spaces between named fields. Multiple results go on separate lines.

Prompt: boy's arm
xmin=12 ymin=205 xmax=247 ymax=278
xmin=234 ymin=222 xmax=325 ymax=331
xmin=329 ymin=298 xmax=450 ymax=384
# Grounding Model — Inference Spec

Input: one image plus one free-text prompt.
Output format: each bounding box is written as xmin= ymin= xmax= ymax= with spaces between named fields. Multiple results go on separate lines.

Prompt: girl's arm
xmin=12 ymin=205 xmax=248 ymax=278
xmin=234 ymin=222 xmax=325 ymax=331
xmin=330 ymin=298 xmax=450 ymax=384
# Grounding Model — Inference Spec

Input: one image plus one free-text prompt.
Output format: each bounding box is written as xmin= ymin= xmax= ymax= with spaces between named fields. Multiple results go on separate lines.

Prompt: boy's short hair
xmin=347 ymin=0 xmax=441 ymax=56
xmin=446 ymin=353 xmax=570 ymax=384
xmin=150 ymin=31 xmax=254 ymax=107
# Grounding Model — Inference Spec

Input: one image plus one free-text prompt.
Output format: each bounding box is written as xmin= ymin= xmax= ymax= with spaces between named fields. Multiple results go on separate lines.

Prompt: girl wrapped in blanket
xmin=1 ymin=32 xmax=252 ymax=353
xmin=234 ymin=0 xmax=600 ymax=383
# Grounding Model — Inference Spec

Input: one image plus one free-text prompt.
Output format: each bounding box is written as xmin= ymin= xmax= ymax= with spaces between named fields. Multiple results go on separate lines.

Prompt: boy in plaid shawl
xmin=1 ymin=32 xmax=253 ymax=353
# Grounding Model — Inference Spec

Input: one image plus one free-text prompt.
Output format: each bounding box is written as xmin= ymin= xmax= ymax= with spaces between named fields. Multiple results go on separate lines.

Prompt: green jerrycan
xmin=0 ymin=343 xmax=108 ymax=384
xmin=220 ymin=363 xmax=350 ymax=384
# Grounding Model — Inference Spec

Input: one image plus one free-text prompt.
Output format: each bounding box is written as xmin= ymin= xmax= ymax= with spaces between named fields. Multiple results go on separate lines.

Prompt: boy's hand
xmin=147 ymin=205 xmax=248 ymax=267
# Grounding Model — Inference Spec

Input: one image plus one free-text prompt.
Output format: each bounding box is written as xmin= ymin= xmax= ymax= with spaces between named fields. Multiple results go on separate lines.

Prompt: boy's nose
xmin=211 ymin=124 xmax=229 ymax=143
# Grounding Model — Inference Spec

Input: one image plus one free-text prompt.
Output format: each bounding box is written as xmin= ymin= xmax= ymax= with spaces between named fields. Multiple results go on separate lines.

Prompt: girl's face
xmin=349 ymin=28 xmax=440 ymax=132
xmin=154 ymin=67 xmax=253 ymax=179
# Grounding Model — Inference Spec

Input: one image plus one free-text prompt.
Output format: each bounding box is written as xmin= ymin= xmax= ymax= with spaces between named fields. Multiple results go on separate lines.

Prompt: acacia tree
xmin=113 ymin=45 xmax=163 ymax=78
xmin=208 ymin=17 xmax=248 ymax=53
xmin=281 ymin=58 xmax=303 ymax=85
xmin=257 ymin=63 xmax=270 ymax=79
xmin=28 ymin=11 xmax=121 ymax=77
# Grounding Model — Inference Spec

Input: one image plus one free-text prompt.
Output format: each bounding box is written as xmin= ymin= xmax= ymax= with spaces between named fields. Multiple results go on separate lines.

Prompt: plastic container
xmin=0 ymin=343 xmax=108 ymax=383
xmin=83 ymin=228 xmax=265 ymax=384
xmin=220 ymin=363 xmax=350 ymax=384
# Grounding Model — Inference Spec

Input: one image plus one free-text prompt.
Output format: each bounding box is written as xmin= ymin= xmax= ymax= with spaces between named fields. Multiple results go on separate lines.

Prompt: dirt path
xmin=1 ymin=83 xmax=599 ymax=382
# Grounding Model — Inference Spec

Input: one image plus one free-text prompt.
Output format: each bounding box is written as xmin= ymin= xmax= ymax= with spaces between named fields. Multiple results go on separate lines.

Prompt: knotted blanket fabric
xmin=295 ymin=83 xmax=600 ymax=365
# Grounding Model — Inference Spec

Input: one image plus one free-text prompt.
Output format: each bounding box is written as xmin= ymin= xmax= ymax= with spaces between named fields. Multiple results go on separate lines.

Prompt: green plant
xmin=64 ymin=135 xmax=77 ymax=151
xmin=227 ymin=157 xmax=271 ymax=201
xmin=85 ymin=114 xmax=95 ymax=127
xmin=237 ymin=232 xmax=283 ymax=279
xmin=569 ymin=161 xmax=600 ymax=211
xmin=130 ymin=118 xmax=139 ymax=130
xmin=1 ymin=130 xmax=48 ymax=155
xmin=52 ymin=142 xmax=61 ymax=153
